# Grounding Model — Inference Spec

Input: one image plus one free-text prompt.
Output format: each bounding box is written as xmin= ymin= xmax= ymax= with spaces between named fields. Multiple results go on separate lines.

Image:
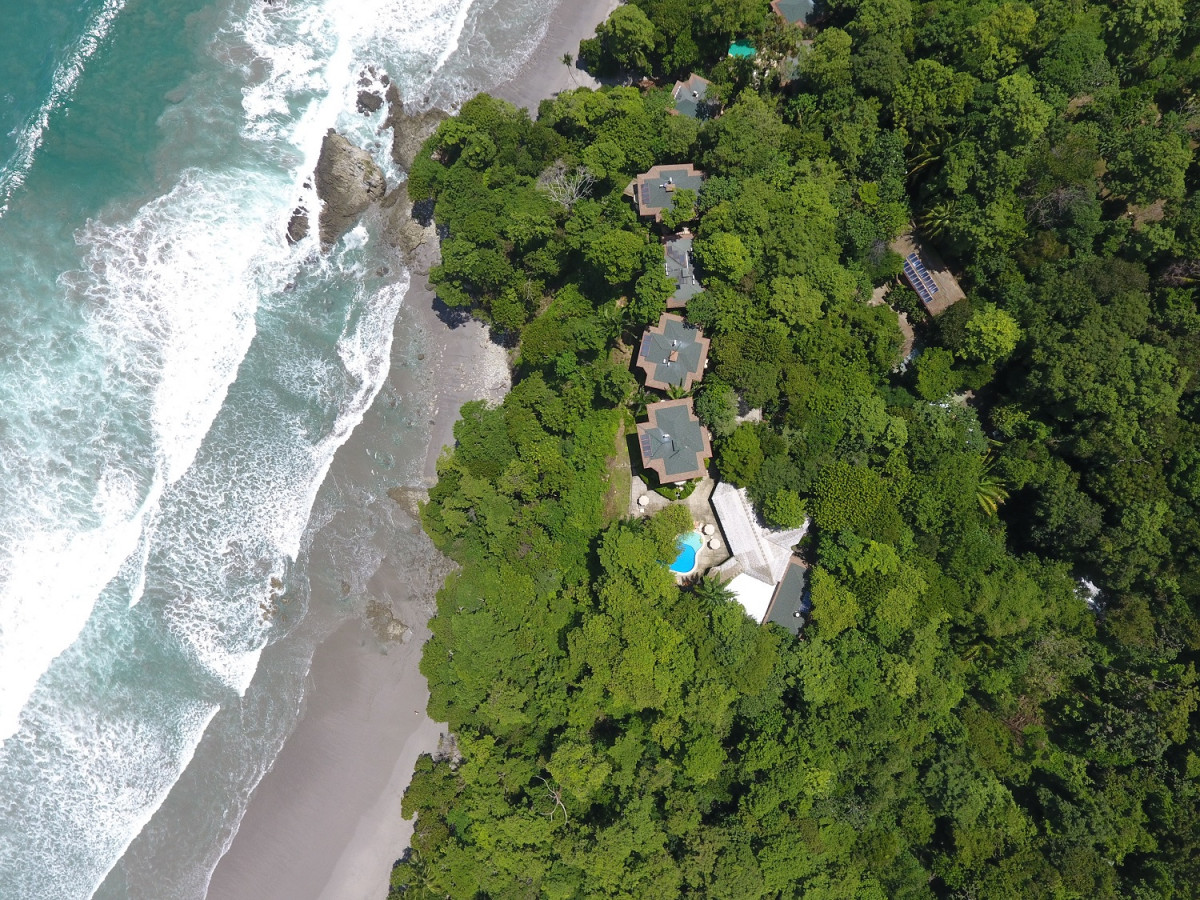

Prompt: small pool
xmin=669 ymin=531 xmax=704 ymax=574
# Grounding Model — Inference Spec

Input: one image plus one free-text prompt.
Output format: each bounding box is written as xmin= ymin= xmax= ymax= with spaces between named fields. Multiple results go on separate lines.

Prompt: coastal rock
xmin=356 ymin=90 xmax=384 ymax=114
xmin=286 ymin=205 xmax=309 ymax=244
xmin=381 ymin=183 xmax=433 ymax=259
xmin=314 ymin=129 xmax=386 ymax=248
xmin=387 ymin=486 xmax=428 ymax=521
xmin=383 ymin=84 xmax=447 ymax=172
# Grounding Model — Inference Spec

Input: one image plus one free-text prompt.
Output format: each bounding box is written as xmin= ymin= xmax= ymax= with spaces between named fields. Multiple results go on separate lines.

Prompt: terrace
xmin=628 ymin=164 xmax=706 ymax=222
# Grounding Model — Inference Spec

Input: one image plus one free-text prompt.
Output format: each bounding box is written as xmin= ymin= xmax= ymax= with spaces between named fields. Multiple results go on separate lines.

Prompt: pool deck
xmin=631 ymin=476 xmax=731 ymax=577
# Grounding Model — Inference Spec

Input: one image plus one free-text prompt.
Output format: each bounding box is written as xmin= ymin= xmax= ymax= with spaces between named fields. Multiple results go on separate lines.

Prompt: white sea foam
xmin=435 ymin=0 xmax=479 ymax=71
xmin=75 ymin=168 xmax=294 ymax=485
xmin=0 ymin=0 xmax=127 ymax=217
xmin=0 ymin=476 xmax=154 ymax=743
xmin=0 ymin=675 xmax=220 ymax=898
xmin=1 ymin=0 xmax=559 ymax=892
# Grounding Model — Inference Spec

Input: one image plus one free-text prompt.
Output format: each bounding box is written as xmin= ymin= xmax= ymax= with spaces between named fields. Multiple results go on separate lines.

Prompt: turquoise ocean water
xmin=0 ymin=0 xmax=555 ymax=895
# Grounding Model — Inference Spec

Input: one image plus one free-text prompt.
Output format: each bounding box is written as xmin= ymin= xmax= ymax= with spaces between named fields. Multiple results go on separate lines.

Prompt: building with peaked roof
xmin=709 ymin=483 xmax=809 ymax=627
xmin=637 ymin=314 xmax=709 ymax=391
xmin=710 ymin=483 xmax=806 ymax=587
xmin=671 ymin=74 xmax=717 ymax=119
xmin=628 ymin=164 xmax=705 ymax=222
xmin=637 ymin=399 xmax=713 ymax=484
xmin=663 ymin=231 xmax=703 ymax=308
xmin=771 ymin=0 xmax=813 ymax=25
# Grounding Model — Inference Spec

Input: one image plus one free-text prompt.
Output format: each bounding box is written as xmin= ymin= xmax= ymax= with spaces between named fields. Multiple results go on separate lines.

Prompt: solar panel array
xmin=640 ymin=433 xmax=653 ymax=458
xmin=903 ymin=252 xmax=939 ymax=305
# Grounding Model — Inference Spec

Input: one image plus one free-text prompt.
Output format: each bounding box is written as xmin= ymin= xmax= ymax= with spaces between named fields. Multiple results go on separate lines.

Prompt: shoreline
xmin=205 ymin=2 xmax=617 ymax=897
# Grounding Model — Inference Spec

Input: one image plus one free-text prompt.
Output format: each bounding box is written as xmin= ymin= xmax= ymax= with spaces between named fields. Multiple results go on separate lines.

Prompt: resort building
xmin=628 ymin=164 xmax=705 ymax=222
xmin=771 ymin=0 xmax=813 ymax=26
xmin=889 ymin=232 xmax=966 ymax=317
xmin=663 ymin=231 xmax=703 ymax=308
xmin=636 ymin=313 xmax=709 ymax=392
xmin=637 ymin=399 xmax=713 ymax=484
xmin=709 ymin=482 xmax=809 ymax=633
xmin=670 ymin=74 xmax=717 ymax=119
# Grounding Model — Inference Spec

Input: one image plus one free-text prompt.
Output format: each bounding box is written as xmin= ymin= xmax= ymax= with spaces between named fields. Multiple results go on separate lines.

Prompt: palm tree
xmin=692 ymin=575 xmax=736 ymax=607
xmin=976 ymin=452 xmax=1010 ymax=516
xmin=630 ymin=386 xmax=655 ymax=419
xmin=918 ymin=200 xmax=957 ymax=240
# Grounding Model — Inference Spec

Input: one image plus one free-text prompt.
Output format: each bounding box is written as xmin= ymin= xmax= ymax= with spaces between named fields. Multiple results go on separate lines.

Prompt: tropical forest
xmin=390 ymin=0 xmax=1200 ymax=896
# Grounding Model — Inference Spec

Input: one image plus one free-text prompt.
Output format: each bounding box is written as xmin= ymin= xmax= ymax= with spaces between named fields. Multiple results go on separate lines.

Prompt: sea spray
xmin=0 ymin=0 xmax=564 ymax=895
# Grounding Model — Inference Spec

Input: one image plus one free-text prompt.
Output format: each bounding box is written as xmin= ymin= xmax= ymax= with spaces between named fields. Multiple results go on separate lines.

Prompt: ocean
xmin=0 ymin=0 xmax=556 ymax=895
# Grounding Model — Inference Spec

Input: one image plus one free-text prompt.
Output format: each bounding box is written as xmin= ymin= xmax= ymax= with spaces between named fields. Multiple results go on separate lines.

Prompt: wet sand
xmin=206 ymin=2 xmax=617 ymax=897
xmin=490 ymin=0 xmax=619 ymax=111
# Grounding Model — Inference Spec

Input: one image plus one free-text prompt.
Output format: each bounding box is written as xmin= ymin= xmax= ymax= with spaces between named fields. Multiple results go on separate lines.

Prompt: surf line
xmin=432 ymin=0 xmax=477 ymax=72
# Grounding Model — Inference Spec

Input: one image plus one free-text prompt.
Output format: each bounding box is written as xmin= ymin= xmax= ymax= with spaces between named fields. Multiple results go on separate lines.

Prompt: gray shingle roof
xmin=771 ymin=0 xmax=812 ymax=24
xmin=637 ymin=314 xmax=709 ymax=391
xmin=765 ymin=559 xmax=809 ymax=634
xmin=671 ymin=74 xmax=717 ymax=120
xmin=630 ymin=165 xmax=705 ymax=221
xmin=637 ymin=399 xmax=712 ymax=482
xmin=664 ymin=234 xmax=702 ymax=308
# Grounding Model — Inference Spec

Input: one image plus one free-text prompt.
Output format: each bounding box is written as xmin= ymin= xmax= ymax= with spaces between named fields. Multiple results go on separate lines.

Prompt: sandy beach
xmin=490 ymin=0 xmax=620 ymax=111
xmin=206 ymin=2 xmax=617 ymax=897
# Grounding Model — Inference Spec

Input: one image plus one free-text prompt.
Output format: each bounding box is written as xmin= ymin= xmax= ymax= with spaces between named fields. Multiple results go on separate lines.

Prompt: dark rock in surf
xmin=286 ymin=205 xmax=309 ymax=244
xmin=314 ymin=129 xmax=386 ymax=248
xmin=356 ymin=90 xmax=384 ymax=114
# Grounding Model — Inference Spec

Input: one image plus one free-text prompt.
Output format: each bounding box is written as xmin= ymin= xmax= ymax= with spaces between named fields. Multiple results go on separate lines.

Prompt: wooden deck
xmin=890 ymin=232 xmax=965 ymax=317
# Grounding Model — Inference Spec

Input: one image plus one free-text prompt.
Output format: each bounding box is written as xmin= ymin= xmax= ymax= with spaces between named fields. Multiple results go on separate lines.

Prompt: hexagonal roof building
xmin=636 ymin=314 xmax=709 ymax=392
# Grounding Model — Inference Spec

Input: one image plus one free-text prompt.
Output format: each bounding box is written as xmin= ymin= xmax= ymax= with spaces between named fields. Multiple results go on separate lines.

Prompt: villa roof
xmin=637 ymin=399 xmax=712 ymax=483
xmin=771 ymin=0 xmax=812 ymax=25
xmin=710 ymin=482 xmax=807 ymax=587
xmin=727 ymin=572 xmax=776 ymax=623
xmin=663 ymin=232 xmax=703 ymax=308
xmin=629 ymin=164 xmax=705 ymax=221
xmin=637 ymin=314 xmax=709 ymax=391
xmin=764 ymin=558 xmax=809 ymax=634
xmin=671 ymin=74 xmax=717 ymax=119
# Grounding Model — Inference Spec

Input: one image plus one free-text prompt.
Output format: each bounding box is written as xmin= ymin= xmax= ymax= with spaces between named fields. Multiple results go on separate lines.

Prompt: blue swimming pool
xmin=669 ymin=532 xmax=704 ymax=574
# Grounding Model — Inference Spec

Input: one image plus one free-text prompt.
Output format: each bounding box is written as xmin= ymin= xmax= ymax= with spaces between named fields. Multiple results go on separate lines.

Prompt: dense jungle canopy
xmin=390 ymin=1 xmax=1200 ymax=896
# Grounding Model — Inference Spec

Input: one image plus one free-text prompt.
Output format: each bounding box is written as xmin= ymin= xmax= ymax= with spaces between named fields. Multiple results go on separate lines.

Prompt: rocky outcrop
xmin=285 ymin=79 xmax=447 ymax=253
xmin=381 ymin=183 xmax=433 ymax=259
xmin=314 ymin=129 xmax=386 ymax=248
xmin=384 ymin=84 xmax=448 ymax=172
xmin=286 ymin=179 xmax=313 ymax=244
xmin=356 ymin=90 xmax=384 ymax=114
